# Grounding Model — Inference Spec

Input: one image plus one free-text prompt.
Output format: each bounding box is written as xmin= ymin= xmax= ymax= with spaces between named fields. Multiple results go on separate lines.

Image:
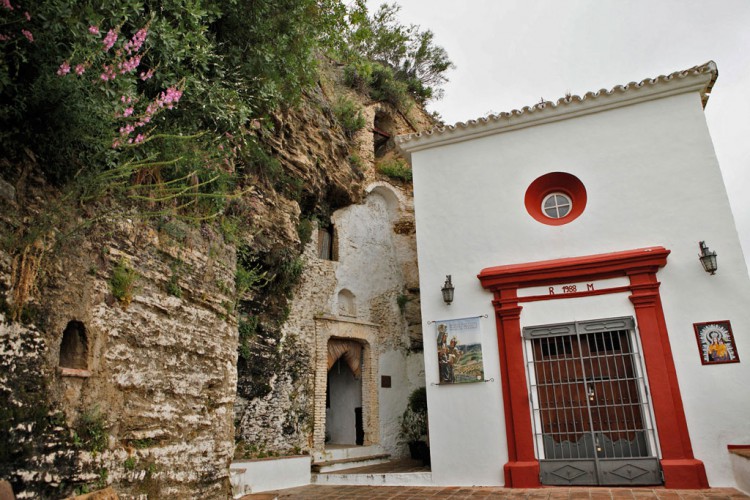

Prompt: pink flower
xmin=57 ymin=61 xmax=71 ymax=76
xmin=118 ymin=55 xmax=141 ymax=74
xmin=134 ymin=134 xmax=145 ymax=144
xmin=100 ymin=65 xmax=116 ymax=81
xmin=24 ymin=11 xmax=30 ymax=20
xmin=75 ymin=64 xmax=85 ymax=75
xmin=119 ymin=124 xmax=135 ymax=136
xmin=139 ymin=68 xmax=154 ymax=81
xmin=21 ymin=29 xmax=33 ymax=42
xmin=0 ymin=34 xmax=9 ymax=41
xmin=124 ymin=28 xmax=148 ymax=54
xmin=112 ymin=139 xmax=121 ymax=149
xmin=88 ymin=25 xmax=100 ymax=35
xmin=1 ymin=0 xmax=13 ymax=11
xmin=123 ymin=107 xmax=134 ymax=117
xmin=158 ymin=86 xmax=183 ymax=109
xmin=102 ymin=29 xmax=117 ymax=51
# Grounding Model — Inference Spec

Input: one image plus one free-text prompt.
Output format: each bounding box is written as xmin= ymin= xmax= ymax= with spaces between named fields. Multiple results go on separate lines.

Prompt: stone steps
xmin=312 ymin=444 xmax=384 ymax=463
xmin=312 ymin=452 xmax=390 ymax=473
xmin=311 ymin=469 xmax=433 ymax=487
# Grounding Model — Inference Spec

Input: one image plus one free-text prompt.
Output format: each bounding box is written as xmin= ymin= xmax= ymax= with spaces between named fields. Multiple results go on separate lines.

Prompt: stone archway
xmin=313 ymin=315 xmax=380 ymax=451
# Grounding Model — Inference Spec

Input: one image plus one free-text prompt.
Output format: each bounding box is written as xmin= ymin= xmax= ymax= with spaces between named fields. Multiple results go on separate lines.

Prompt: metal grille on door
xmin=523 ymin=317 xmax=662 ymax=486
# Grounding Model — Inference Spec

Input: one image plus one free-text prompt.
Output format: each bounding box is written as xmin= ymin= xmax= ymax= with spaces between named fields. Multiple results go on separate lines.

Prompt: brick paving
xmin=243 ymin=486 xmax=749 ymax=500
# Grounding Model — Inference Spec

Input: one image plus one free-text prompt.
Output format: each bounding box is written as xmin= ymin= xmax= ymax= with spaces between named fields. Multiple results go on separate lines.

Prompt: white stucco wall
xmin=409 ymin=90 xmax=750 ymax=487
xmin=378 ymin=349 xmax=426 ymax=456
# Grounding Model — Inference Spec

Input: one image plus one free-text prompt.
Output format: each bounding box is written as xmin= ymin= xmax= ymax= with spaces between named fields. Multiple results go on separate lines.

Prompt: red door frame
xmin=478 ymin=247 xmax=708 ymax=489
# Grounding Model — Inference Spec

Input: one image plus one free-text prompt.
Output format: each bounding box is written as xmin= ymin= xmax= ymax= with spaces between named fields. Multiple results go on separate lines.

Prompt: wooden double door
xmin=523 ymin=317 xmax=662 ymax=486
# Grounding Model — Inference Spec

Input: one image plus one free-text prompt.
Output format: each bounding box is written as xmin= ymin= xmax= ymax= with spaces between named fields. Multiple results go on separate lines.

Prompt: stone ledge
xmin=58 ymin=367 xmax=92 ymax=378
xmin=233 ymin=454 xmax=309 ymax=463
xmin=314 ymin=314 xmax=379 ymax=327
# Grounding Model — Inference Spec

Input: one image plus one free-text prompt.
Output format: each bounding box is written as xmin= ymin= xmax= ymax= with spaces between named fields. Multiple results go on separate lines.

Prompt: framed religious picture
xmin=435 ymin=316 xmax=485 ymax=384
xmin=693 ymin=320 xmax=740 ymax=365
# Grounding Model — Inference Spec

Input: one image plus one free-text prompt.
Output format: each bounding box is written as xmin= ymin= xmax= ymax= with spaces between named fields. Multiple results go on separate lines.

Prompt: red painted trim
xmin=517 ymin=285 xmax=632 ymax=303
xmin=478 ymin=247 xmax=670 ymax=290
xmin=727 ymin=444 xmax=750 ymax=450
xmin=524 ymin=172 xmax=587 ymax=226
xmin=478 ymin=246 xmax=708 ymax=489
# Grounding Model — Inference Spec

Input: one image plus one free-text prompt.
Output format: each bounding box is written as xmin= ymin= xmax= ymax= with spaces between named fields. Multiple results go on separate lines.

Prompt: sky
xmin=366 ymin=0 xmax=750 ymax=267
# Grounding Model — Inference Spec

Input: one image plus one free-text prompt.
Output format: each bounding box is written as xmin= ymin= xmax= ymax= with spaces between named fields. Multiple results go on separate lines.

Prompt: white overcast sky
xmin=367 ymin=0 xmax=750 ymax=267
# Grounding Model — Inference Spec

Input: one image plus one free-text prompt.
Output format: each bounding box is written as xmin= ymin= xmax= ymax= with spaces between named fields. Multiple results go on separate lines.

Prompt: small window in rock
xmin=317 ymin=224 xmax=338 ymax=261
xmin=59 ymin=320 xmax=88 ymax=369
xmin=374 ymin=112 xmax=396 ymax=159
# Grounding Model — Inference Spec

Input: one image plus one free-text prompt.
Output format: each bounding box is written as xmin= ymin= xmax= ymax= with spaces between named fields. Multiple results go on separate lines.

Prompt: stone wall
xmin=0 ymin=215 xmax=238 ymax=499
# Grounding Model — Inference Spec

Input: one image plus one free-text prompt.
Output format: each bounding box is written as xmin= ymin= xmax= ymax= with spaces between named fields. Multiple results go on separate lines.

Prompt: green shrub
xmin=332 ymin=97 xmax=366 ymax=138
xmin=376 ymin=158 xmax=412 ymax=182
xmin=236 ymin=247 xmax=269 ymax=300
xmin=166 ymin=276 xmax=182 ymax=298
xmin=109 ymin=259 xmax=137 ymax=307
xmin=348 ymin=154 xmax=363 ymax=170
xmin=408 ymin=386 xmax=428 ymax=414
xmin=399 ymin=386 xmax=428 ymax=444
xmin=73 ymin=407 xmax=108 ymax=453
xmin=343 ymin=60 xmax=373 ymax=93
xmin=297 ymin=218 xmax=314 ymax=247
xmin=368 ymin=63 xmax=410 ymax=109
xmin=124 ymin=456 xmax=136 ymax=471
xmin=343 ymin=61 xmax=410 ymax=110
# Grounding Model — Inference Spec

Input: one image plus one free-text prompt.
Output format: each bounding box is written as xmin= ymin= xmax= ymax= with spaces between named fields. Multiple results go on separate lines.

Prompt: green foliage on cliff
xmin=1 ymin=0 xmax=452 ymax=186
xmin=377 ymin=157 xmax=412 ymax=181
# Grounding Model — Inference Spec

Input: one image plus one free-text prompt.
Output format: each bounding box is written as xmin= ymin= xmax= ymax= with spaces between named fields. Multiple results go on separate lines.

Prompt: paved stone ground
xmin=243 ymin=486 xmax=749 ymax=499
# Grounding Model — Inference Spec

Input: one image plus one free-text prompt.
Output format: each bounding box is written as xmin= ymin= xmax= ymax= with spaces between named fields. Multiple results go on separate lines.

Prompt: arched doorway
xmin=326 ymin=338 xmax=364 ymax=445
xmin=313 ymin=316 xmax=379 ymax=451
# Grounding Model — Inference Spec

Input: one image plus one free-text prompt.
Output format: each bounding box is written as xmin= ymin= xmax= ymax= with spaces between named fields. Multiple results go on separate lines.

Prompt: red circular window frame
xmin=524 ymin=172 xmax=587 ymax=226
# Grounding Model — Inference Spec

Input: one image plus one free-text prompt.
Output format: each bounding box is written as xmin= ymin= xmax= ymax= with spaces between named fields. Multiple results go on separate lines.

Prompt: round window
xmin=542 ymin=193 xmax=572 ymax=219
xmin=524 ymin=172 xmax=587 ymax=226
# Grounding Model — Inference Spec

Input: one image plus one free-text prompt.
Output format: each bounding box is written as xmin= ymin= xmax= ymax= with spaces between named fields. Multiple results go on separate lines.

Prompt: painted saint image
xmin=694 ymin=321 xmax=740 ymax=365
xmin=708 ymin=331 xmax=730 ymax=362
xmin=435 ymin=317 xmax=485 ymax=384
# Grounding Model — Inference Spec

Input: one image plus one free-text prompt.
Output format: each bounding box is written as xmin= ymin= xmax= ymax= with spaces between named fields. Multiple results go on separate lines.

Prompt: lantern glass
xmin=698 ymin=241 xmax=718 ymax=275
xmin=441 ymin=275 xmax=454 ymax=305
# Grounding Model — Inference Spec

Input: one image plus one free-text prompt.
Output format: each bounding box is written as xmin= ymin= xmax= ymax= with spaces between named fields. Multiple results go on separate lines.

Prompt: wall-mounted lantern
xmin=441 ymin=275 xmax=455 ymax=305
xmin=698 ymin=241 xmax=718 ymax=275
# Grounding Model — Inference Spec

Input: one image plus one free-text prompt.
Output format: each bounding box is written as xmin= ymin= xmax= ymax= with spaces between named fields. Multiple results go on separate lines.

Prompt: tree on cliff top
xmin=341 ymin=1 xmax=454 ymax=102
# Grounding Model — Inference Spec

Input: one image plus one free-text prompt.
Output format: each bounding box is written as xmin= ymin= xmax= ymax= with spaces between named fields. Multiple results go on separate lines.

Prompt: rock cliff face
xmin=0 ymin=168 xmax=238 ymax=497
xmin=0 ymin=61 xmax=434 ymax=498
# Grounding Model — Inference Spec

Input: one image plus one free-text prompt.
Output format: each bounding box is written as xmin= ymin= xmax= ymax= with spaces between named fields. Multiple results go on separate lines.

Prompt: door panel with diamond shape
xmin=524 ymin=318 xmax=662 ymax=486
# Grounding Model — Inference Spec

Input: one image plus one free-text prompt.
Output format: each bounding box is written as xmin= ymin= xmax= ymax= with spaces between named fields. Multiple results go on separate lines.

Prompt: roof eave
xmin=397 ymin=61 xmax=718 ymax=160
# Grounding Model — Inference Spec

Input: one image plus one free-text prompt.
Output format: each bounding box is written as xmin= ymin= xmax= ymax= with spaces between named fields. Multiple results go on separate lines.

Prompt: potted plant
xmin=399 ymin=386 xmax=430 ymax=465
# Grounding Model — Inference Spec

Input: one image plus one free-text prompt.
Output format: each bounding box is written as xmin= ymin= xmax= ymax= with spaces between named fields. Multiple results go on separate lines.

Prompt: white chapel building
xmin=397 ymin=61 xmax=750 ymax=489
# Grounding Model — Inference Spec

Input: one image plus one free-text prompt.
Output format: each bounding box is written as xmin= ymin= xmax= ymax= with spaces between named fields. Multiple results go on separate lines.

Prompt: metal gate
xmin=523 ymin=317 xmax=662 ymax=486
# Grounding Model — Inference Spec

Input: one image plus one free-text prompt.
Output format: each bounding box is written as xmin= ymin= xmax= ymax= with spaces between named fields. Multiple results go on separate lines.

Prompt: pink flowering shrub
xmin=56 ymin=22 xmax=190 ymax=151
